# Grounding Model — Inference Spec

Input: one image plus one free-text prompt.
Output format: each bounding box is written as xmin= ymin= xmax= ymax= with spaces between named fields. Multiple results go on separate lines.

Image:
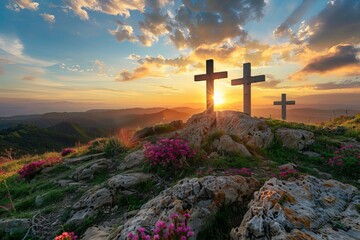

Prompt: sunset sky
xmin=0 ymin=0 xmax=359 ymax=114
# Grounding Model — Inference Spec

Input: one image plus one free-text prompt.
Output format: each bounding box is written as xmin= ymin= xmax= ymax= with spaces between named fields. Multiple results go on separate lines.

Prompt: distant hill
xmin=252 ymin=108 xmax=360 ymax=123
xmin=0 ymin=124 xmax=90 ymax=157
xmin=0 ymin=107 xmax=199 ymax=130
xmin=0 ymin=108 xmax=198 ymax=157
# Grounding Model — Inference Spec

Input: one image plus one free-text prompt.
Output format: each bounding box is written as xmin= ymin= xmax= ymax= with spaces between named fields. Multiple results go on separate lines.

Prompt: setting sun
xmin=214 ymin=91 xmax=225 ymax=106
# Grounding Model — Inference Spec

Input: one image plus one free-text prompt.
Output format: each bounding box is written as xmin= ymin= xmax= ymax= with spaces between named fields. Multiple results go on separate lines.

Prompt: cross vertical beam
xmin=194 ymin=59 xmax=228 ymax=114
xmin=273 ymin=93 xmax=296 ymax=120
xmin=231 ymin=63 xmax=265 ymax=116
xmin=243 ymin=63 xmax=251 ymax=116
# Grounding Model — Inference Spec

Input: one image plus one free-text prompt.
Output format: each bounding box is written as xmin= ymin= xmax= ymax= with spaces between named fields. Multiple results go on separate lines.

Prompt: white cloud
xmin=0 ymin=36 xmax=56 ymax=67
xmin=40 ymin=13 xmax=55 ymax=23
xmin=108 ymin=20 xmax=137 ymax=42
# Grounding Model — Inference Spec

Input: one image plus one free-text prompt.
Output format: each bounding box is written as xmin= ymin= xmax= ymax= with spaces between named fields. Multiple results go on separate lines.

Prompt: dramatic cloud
xmin=273 ymin=0 xmax=313 ymax=38
xmin=66 ymin=0 xmax=145 ymax=20
xmin=7 ymin=0 xmax=39 ymax=11
xmin=115 ymin=54 xmax=196 ymax=81
xmin=0 ymin=36 xmax=56 ymax=67
xmin=291 ymin=44 xmax=360 ymax=80
xmin=22 ymin=76 xmax=36 ymax=81
xmin=109 ymin=20 xmax=137 ymax=43
xmin=255 ymin=75 xmax=282 ymax=89
xmin=168 ymin=0 xmax=266 ymax=49
xmin=293 ymin=0 xmax=360 ymax=50
xmin=40 ymin=13 xmax=55 ymax=23
xmin=313 ymin=79 xmax=360 ymax=90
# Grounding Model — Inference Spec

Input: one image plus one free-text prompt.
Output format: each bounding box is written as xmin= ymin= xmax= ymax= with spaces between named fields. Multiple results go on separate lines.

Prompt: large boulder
xmin=71 ymin=158 xmax=112 ymax=181
xmin=275 ymin=128 xmax=314 ymax=150
xmin=113 ymin=175 xmax=260 ymax=239
xmin=213 ymin=135 xmax=252 ymax=156
xmin=177 ymin=111 xmax=273 ymax=149
xmin=0 ymin=219 xmax=30 ymax=235
xmin=230 ymin=175 xmax=359 ymax=239
xmin=117 ymin=150 xmax=145 ymax=171
xmin=108 ymin=173 xmax=155 ymax=191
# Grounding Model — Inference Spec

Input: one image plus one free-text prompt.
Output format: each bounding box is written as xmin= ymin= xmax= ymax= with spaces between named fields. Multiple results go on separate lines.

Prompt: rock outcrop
xmin=71 ymin=158 xmax=112 ymax=181
xmin=275 ymin=128 xmax=314 ymax=150
xmin=117 ymin=150 xmax=145 ymax=171
xmin=177 ymin=111 xmax=273 ymax=150
xmin=113 ymin=175 xmax=260 ymax=240
xmin=230 ymin=175 xmax=360 ymax=239
xmin=213 ymin=135 xmax=252 ymax=156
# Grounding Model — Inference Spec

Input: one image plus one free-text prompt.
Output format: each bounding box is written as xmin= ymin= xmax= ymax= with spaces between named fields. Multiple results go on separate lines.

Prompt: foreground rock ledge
xmin=230 ymin=175 xmax=360 ymax=240
xmin=113 ymin=175 xmax=260 ymax=240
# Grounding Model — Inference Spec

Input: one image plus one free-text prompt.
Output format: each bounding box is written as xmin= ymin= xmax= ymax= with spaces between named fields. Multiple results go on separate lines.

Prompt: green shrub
xmin=104 ymin=137 xmax=127 ymax=157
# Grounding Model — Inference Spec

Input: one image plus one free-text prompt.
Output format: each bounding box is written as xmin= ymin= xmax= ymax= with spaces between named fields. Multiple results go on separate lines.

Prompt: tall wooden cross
xmin=195 ymin=59 xmax=228 ymax=114
xmin=231 ymin=63 xmax=265 ymax=116
xmin=273 ymin=93 xmax=295 ymax=120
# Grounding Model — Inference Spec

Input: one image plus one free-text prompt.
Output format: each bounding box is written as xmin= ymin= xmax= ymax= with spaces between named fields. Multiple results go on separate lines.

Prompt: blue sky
xmin=0 ymin=0 xmax=359 ymax=113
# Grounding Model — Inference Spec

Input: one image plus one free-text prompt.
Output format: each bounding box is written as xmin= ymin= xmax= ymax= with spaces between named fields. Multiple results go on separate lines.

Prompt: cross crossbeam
xmin=194 ymin=59 xmax=228 ymax=114
xmin=231 ymin=63 xmax=265 ymax=116
xmin=273 ymin=93 xmax=295 ymax=120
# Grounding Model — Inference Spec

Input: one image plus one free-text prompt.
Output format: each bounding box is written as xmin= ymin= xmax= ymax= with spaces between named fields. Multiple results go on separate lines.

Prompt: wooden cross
xmin=195 ymin=59 xmax=228 ymax=114
xmin=273 ymin=93 xmax=295 ymax=120
xmin=231 ymin=63 xmax=265 ymax=116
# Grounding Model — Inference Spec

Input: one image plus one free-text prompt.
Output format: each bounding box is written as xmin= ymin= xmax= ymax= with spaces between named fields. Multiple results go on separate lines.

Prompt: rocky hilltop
xmin=0 ymin=111 xmax=359 ymax=239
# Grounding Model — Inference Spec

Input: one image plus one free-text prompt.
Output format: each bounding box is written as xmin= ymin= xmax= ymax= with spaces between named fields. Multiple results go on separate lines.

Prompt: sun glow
xmin=214 ymin=91 xmax=225 ymax=106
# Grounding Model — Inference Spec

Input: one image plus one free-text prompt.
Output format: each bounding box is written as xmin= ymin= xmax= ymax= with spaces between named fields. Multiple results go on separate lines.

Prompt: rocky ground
xmin=0 ymin=111 xmax=359 ymax=240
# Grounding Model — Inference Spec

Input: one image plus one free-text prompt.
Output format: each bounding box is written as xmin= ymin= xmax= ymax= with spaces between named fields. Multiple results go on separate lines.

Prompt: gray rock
xmin=177 ymin=111 xmax=273 ymax=149
xmin=208 ymin=152 xmax=219 ymax=159
xmin=278 ymin=163 xmax=297 ymax=170
xmin=230 ymin=175 xmax=359 ymax=239
xmin=81 ymin=226 xmax=110 ymax=240
xmin=118 ymin=150 xmax=145 ymax=171
xmin=302 ymin=151 xmax=321 ymax=158
xmin=73 ymin=188 xmax=113 ymax=210
xmin=35 ymin=195 xmax=44 ymax=207
xmin=55 ymin=179 xmax=75 ymax=187
xmin=276 ymin=128 xmax=314 ymax=150
xmin=214 ymin=135 xmax=252 ymax=156
xmin=0 ymin=219 xmax=30 ymax=234
xmin=108 ymin=173 xmax=155 ymax=191
xmin=113 ymin=175 xmax=260 ymax=239
xmin=71 ymin=158 xmax=112 ymax=181
xmin=66 ymin=208 xmax=96 ymax=226
xmin=313 ymin=168 xmax=333 ymax=180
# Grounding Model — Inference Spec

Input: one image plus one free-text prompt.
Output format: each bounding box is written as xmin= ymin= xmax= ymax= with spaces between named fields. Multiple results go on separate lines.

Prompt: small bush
xmin=55 ymin=232 xmax=78 ymax=240
xmin=144 ymin=138 xmax=196 ymax=169
xmin=61 ymin=148 xmax=76 ymax=157
xmin=127 ymin=212 xmax=194 ymax=240
xmin=325 ymin=145 xmax=360 ymax=177
xmin=104 ymin=137 xmax=127 ymax=156
xmin=17 ymin=156 xmax=62 ymax=179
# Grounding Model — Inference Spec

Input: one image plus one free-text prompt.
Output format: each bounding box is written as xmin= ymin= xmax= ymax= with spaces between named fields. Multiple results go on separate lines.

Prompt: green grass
xmin=208 ymin=153 xmax=260 ymax=169
xmin=117 ymin=195 xmax=149 ymax=211
xmin=202 ymin=130 xmax=225 ymax=152
xmin=104 ymin=137 xmax=128 ymax=157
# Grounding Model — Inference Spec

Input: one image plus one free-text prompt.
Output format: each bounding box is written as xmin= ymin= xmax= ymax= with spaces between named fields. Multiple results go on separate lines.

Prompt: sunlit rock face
xmin=230 ymin=175 xmax=360 ymax=240
xmin=177 ymin=111 xmax=273 ymax=150
xmin=113 ymin=175 xmax=260 ymax=240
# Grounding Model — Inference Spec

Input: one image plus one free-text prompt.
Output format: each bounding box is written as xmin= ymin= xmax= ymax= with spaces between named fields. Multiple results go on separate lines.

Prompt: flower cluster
xmin=277 ymin=166 xmax=298 ymax=179
xmin=18 ymin=160 xmax=46 ymax=179
xmin=325 ymin=145 xmax=360 ymax=175
xmin=127 ymin=213 xmax=194 ymax=240
xmin=224 ymin=167 xmax=253 ymax=176
xmin=144 ymin=139 xmax=196 ymax=169
xmin=54 ymin=232 xmax=78 ymax=240
xmin=18 ymin=156 xmax=62 ymax=179
xmin=271 ymin=166 xmax=298 ymax=179
xmin=61 ymin=148 xmax=76 ymax=156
